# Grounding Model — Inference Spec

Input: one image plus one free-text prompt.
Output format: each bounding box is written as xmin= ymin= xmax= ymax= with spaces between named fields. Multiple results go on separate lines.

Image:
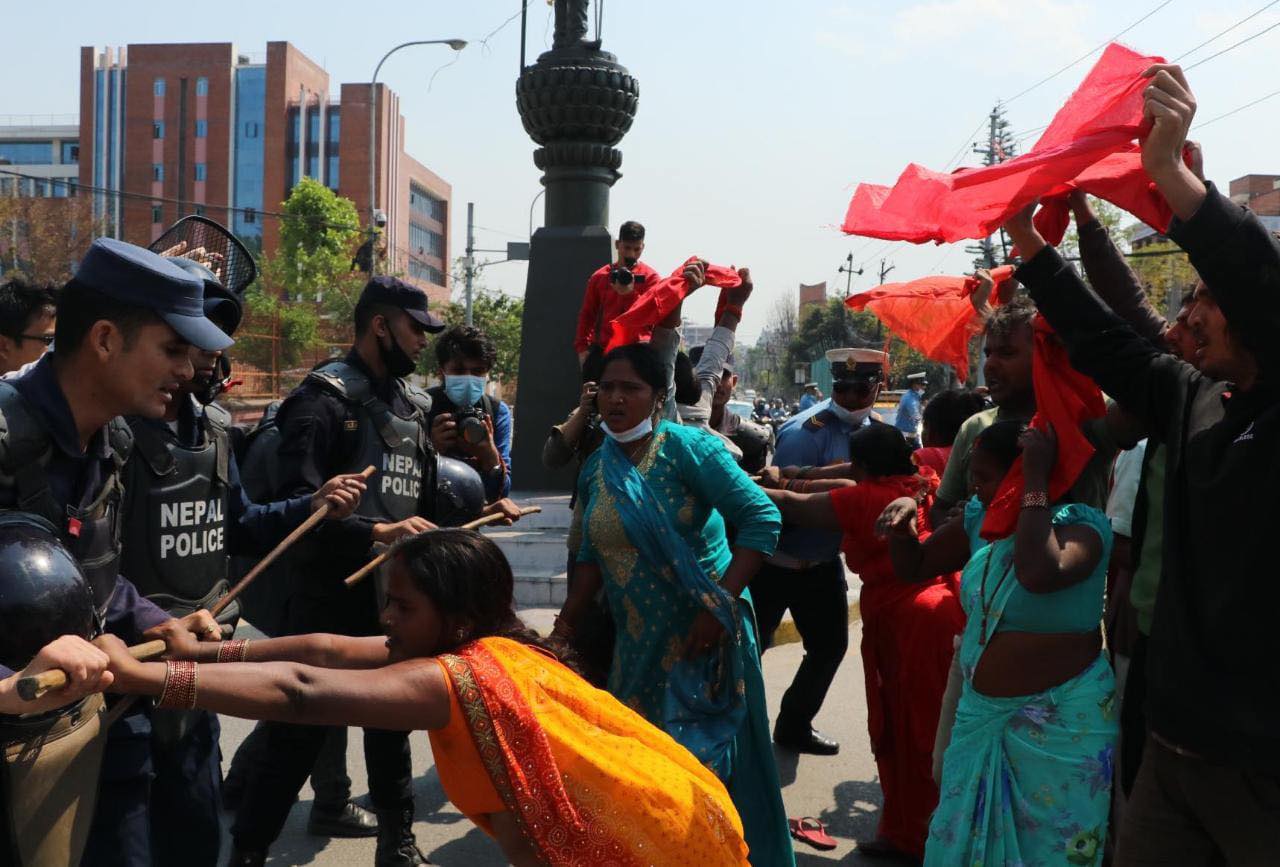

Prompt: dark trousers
xmin=224 ymin=720 xmax=352 ymax=808
xmin=231 ymin=584 xmax=414 ymax=853
xmin=1119 ymin=633 xmax=1150 ymax=796
xmin=1116 ymin=734 xmax=1280 ymax=865
xmin=80 ymin=704 xmax=153 ymax=867
xmin=750 ymin=558 xmax=849 ymax=734
xmin=149 ymin=710 xmax=222 ymax=867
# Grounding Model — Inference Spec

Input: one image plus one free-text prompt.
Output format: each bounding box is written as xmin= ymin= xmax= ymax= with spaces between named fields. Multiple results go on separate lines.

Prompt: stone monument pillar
xmin=510 ymin=1 xmax=639 ymax=490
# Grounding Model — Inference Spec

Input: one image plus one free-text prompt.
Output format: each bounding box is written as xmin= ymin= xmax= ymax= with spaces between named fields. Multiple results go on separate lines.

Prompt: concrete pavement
xmin=214 ymin=620 xmax=883 ymax=865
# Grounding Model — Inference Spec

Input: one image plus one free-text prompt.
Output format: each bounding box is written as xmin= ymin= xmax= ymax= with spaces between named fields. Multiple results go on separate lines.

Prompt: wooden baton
xmin=343 ymin=505 xmax=543 ymax=588
xmin=17 ymin=638 xmax=168 ymax=702
xmin=210 ymin=465 xmax=376 ymax=617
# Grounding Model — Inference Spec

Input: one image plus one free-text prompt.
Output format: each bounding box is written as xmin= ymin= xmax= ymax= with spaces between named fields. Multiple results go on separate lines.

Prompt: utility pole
xmin=464 ymin=201 xmax=475 ymax=326
xmin=965 ymin=103 xmax=1017 ymax=271
xmin=875 ymin=259 xmax=895 ymax=340
xmin=838 ymin=252 xmax=864 ymax=342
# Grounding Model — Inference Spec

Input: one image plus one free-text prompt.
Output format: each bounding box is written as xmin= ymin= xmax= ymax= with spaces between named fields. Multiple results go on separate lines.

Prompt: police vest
xmin=304 ymin=361 xmax=436 ymax=523
xmin=0 ymin=382 xmax=131 ymax=626
xmin=119 ymin=404 xmax=233 ymax=617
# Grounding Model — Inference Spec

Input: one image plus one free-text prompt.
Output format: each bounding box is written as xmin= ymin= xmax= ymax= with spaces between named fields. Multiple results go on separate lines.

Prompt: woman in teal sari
xmin=878 ymin=420 xmax=1116 ymax=866
xmin=555 ymin=342 xmax=795 ymax=867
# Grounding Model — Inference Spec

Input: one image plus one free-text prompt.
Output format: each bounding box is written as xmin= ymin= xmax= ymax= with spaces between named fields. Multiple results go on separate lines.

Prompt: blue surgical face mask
xmin=443 ymin=374 xmax=487 ymax=407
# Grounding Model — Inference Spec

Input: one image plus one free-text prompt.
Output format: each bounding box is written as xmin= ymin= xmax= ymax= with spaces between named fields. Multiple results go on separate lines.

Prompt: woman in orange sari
xmin=95 ymin=530 xmax=749 ymax=867
xmin=765 ymin=423 xmax=964 ymax=861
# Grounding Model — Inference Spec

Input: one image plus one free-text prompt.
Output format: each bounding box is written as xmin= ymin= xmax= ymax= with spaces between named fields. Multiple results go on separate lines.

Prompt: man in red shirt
xmin=573 ymin=221 xmax=660 ymax=370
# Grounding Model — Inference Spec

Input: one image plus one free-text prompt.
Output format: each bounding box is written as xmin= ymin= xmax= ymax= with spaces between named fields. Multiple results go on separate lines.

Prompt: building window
xmin=409 ymin=260 xmax=446 ymax=286
xmin=243 ymin=121 xmax=259 ymax=138
xmin=327 ymin=155 xmax=339 ymax=189
xmin=154 ymin=78 xmax=165 ymax=96
xmin=195 ymin=77 xmax=208 ymax=96
xmin=327 ymin=110 xmax=340 ymax=143
xmin=409 ymin=182 xmax=447 ymax=222
xmin=0 ymin=142 xmax=54 ymax=164
xmin=152 ymin=164 xmax=164 ymax=181
xmin=194 ymin=163 xmax=207 ymax=181
xmin=152 ymin=205 xmax=162 ymax=223
xmin=195 ymin=120 xmax=207 ymax=138
xmin=409 ymin=221 xmax=445 ymax=257
xmin=61 ymin=142 xmax=79 ymax=163
xmin=153 ymin=121 xmax=164 ymax=139
xmin=243 ymin=208 xmax=256 ymax=224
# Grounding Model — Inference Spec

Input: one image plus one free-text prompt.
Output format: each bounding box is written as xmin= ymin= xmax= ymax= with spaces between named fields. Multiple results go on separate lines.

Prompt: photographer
xmin=427 ymin=325 xmax=512 ymax=500
xmin=573 ymin=220 xmax=660 ymax=371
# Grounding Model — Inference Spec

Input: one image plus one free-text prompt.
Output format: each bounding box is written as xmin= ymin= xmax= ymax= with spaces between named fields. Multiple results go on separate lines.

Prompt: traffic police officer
xmin=118 ymin=249 xmax=369 ymax=866
xmin=228 ymin=276 xmax=478 ymax=867
xmin=753 ymin=347 xmax=887 ymax=756
xmin=0 ymin=237 xmax=232 ymax=864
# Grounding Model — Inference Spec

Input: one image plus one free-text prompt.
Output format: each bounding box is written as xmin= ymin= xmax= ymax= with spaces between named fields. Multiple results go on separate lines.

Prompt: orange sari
xmin=430 ymin=637 xmax=750 ymax=867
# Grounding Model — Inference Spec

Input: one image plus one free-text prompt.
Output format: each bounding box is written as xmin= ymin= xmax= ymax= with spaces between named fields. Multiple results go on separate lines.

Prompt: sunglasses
xmin=19 ymin=333 xmax=55 ymax=346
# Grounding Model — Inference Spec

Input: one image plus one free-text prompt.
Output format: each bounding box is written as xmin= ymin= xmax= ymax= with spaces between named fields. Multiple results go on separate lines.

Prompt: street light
xmin=368 ymin=39 xmax=467 ymax=272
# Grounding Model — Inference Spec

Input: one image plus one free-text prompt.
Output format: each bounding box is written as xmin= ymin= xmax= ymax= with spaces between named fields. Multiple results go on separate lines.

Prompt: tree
xmin=1126 ymin=241 xmax=1197 ymax=319
xmin=1059 ymin=196 xmax=1125 ymax=261
xmin=416 ymin=258 xmax=524 ymax=383
xmin=0 ymin=193 xmax=103 ymax=284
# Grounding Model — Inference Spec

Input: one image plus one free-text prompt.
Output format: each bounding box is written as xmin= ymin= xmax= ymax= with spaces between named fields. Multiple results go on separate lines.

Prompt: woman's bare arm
xmin=765 ymin=489 xmax=843 ymax=532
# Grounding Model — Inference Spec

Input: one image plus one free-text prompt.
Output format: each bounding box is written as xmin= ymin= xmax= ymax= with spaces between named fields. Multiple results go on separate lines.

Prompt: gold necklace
xmin=978 ymin=544 xmax=1015 ymax=646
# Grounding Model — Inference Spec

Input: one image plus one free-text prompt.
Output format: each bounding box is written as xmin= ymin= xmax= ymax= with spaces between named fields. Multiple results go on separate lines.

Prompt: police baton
xmin=17 ymin=639 xmax=169 ymax=702
xmin=210 ymin=465 xmax=377 ymax=618
xmin=343 ymin=506 xmax=543 ymax=588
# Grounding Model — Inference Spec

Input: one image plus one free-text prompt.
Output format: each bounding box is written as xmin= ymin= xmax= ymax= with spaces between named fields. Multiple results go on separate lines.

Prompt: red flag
xmin=979 ymin=315 xmax=1106 ymax=541
xmin=845 ymin=265 xmax=1015 ymax=382
xmin=605 ymin=257 xmax=742 ymax=352
xmin=842 ymin=43 xmax=1169 ymax=244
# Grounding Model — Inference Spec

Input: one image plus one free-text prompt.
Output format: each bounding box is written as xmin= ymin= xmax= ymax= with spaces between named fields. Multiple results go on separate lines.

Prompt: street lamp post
xmin=368 ymin=39 xmax=466 ymax=272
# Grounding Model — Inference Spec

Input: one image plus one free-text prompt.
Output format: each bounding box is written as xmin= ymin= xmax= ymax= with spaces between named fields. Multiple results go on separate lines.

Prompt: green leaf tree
xmin=416 ymin=259 xmax=524 ymax=383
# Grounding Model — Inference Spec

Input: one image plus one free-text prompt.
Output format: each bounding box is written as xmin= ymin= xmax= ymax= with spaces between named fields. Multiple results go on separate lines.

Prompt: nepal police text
xmin=383 ymin=453 xmax=423 ymax=498
xmin=159 ymin=498 xmax=226 ymax=559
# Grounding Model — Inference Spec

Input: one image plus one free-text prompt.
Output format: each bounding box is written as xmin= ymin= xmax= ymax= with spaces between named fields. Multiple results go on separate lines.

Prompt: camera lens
xmin=461 ymin=415 xmax=488 ymax=445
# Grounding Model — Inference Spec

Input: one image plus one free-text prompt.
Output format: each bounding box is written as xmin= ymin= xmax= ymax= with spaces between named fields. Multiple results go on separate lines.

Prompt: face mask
xmin=622 ymin=255 xmax=638 ymax=268
xmin=378 ymin=331 xmax=417 ymax=379
xmin=444 ymin=374 xmax=487 ymax=407
xmin=828 ymin=402 xmax=872 ymax=427
xmin=601 ymin=415 xmax=653 ymax=444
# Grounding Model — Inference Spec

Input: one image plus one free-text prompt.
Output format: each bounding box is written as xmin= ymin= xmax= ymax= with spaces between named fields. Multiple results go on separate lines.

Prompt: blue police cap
xmin=358 ymin=275 xmax=445 ymax=332
xmin=74 ymin=238 xmax=233 ymax=351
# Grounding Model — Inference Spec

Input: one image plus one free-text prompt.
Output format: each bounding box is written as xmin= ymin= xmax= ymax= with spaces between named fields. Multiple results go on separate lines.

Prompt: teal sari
xmin=578 ymin=421 xmax=795 ymax=867
xmin=926 ymin=499 xmax=1118 ymax=867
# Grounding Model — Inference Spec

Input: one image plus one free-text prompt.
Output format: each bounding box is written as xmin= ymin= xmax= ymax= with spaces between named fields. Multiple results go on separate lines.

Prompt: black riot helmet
xmin=434 ymin=457 xmax=487 ymax=527
xmin=0 ymin=513 xmax=97 ymax=674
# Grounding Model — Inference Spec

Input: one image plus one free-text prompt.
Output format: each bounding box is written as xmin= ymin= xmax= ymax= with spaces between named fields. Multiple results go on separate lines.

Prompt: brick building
xmin=79 ymin=42 xmax=450 ymax=301
xmin=1132 ymin=173 xmax=1280 ymax=249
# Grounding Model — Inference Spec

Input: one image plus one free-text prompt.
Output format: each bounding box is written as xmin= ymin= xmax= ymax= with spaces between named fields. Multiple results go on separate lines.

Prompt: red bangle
xmin=216 ymin=639 xmax=249 ymax=663
xmin=157 ymin=660 xmax=198 ymax=710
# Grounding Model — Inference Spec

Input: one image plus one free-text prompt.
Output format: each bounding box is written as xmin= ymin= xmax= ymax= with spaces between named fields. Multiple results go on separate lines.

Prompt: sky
xmin=3 ymin=0 xmax=1279 ymax=344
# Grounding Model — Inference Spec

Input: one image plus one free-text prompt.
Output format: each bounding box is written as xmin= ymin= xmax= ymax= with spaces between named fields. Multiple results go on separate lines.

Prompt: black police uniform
xmin=229 ymin=351 xmax=438 ymax=860
xmin=119 ymin=395 xmax=314 ymax=867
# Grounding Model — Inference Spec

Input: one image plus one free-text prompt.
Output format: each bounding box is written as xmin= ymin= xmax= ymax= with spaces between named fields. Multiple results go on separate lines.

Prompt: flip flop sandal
xmin=788 ymin=816 xmax=838 ymax=851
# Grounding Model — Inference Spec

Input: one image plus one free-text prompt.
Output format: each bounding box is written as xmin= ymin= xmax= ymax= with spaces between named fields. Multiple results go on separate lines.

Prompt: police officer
xmin=894 ymin=371 xmax=927 ymax=447
xmin=0 ymin=238 xmax=235 ymax=863
xmin=118 ymin=250 xmax=369 ymax=866
xmin=228 ymin=275 xmax=508 ymax=867
xmin=753 ymin=347 xmax=887 ymax=756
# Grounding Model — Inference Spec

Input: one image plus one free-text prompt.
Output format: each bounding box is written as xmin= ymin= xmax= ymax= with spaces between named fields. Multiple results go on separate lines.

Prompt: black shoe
xmin=225 ymin=849 xmax=266 ymax=867
xmin=774 ymin=725 xmax=840 ymax=755
xmin=375 ymin=806 xmax=430 ymax=866
xmin=308 ymin=800 xmax=379 ymax=838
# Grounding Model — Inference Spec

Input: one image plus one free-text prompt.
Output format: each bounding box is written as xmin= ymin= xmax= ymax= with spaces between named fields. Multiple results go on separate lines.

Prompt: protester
xmin=764 ymin=423 xmax=963 ymax=860
xmin=755 ymin=347 xmax=886 ymax=757
xmin=96 ymin=530 xmax=753 ymax=867
xmin=554 ymin=342 xmax=795 ymax=866
xmin=916 ymin=388 xmax=988 ymax=476
xmin=427 ymin=324 xmax=512 ymax=501
xmin=798 ymin=382 xmax=821 ymax=410
xmin=1003 ymin=62 xmax=1280 ymax=863
xmin=573 ymin=220 xmax=660 ymax=369
xmin=0 ymin=277 xmax=57 ymax=375
xmin=893 ymin=372 xmax=927 ymax=446
xmin=880 ymin=420 xmax=1115 ymax=865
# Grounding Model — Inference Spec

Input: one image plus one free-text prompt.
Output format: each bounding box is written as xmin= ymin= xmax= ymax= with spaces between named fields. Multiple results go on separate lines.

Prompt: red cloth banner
xmin=979 ymin=315 xmax=1106 ymax=541
xmin=605 ymin=257 xmax=742 ymax=352
xmin=842 ymin=43 xmax=1169 ymax=244
xmin=845 ymin=265 xmax=1015 ymax=382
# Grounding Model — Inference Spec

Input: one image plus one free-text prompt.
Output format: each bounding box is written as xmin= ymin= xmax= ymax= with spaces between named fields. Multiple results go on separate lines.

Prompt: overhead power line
xmin=1185 ymin=16 xmax=1280 ymax=69
xmin=1173 ymin=0 xmax=1280 ymax=62
xmin=1195 ymin=86 xmax=1280 ymax=128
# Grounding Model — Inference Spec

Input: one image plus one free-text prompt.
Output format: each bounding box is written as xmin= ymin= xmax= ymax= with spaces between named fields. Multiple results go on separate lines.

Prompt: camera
xmin=609 ymin=264 xmax=634 ymax=288
xmin=455 ymin=405 xmax=490 ymax=446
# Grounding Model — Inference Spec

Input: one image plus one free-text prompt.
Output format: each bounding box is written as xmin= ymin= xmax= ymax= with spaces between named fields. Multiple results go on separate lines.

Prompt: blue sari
xmin=578 ymin=421 xmax=794 ymax=867
xmin=926 ymin=499 xmax=1118 ymax=867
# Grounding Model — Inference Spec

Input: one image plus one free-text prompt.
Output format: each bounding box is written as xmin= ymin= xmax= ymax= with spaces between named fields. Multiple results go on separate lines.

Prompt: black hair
xmin=618 ymin=220 xmax=645 ymax=242
xmin=673 ymin=351 xmax=700 ymax=406
xmin=581 ymin=347 xmax=605 ymax=384
xmin=0 ymin=279 xmax=58 ymax=340
xmin=434 ymin=324 xmax=497 ymax=371
xmin=391 ymin=529 xmax=578 ymax=671
xmin=922 ymin=389 xmax=988 ymax=447
xmin=972 ymin=419 xmax=1026 ymax=470
xmin=847 ymin=423 xmax=916 ymax=477
xmin=353 ymin=299 xmax=400 ymax=337
xmin=53 ymin=278 xmax=160 ymax=352
xmin=600 ymin=342 xmax=667 ymax=397
xmin=985 ymin=295 xmax=1036 ymax=341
